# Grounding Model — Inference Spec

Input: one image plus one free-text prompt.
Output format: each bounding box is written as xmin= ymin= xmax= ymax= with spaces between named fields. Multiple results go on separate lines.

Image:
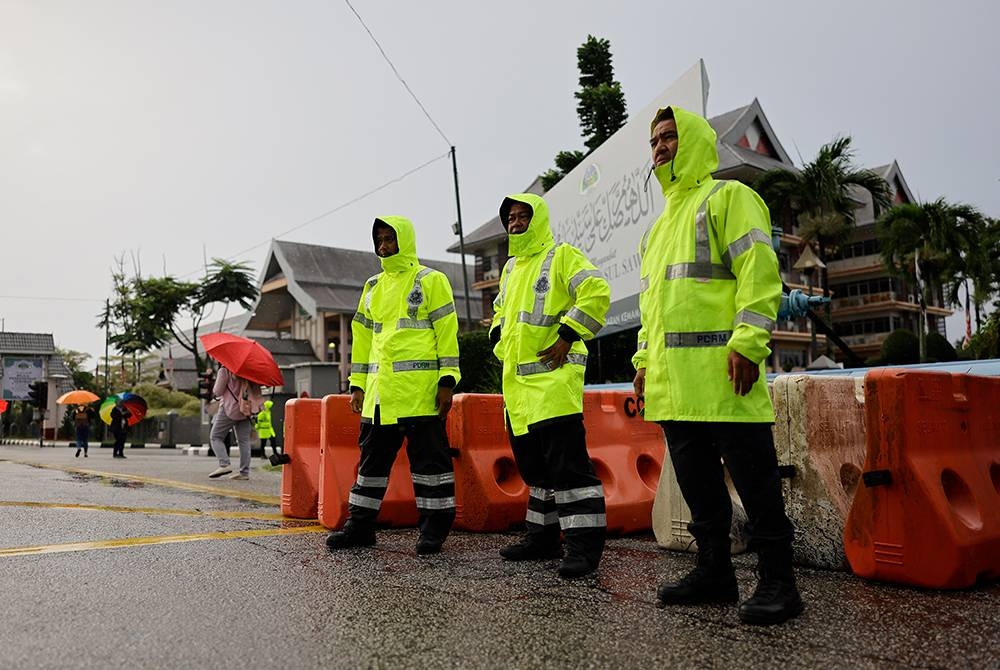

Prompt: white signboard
xmin=2 ymin=357 xmax=44 ymax=400
xmin=547 ymin=60 xmax=709 ymax=334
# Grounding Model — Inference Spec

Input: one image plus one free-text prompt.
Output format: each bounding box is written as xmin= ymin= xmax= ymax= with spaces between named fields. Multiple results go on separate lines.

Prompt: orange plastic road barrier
xmin=773 ymin=375 xmax=868 ymax=570
xmin=845 ymin=369 xmax=1000 ymax=588
xmin=316 ymin=394 xmax=417 ymax=530
xmin=448 ymin=394 xmax=527 ymax=532
xmin=280 ymin=398 xmax=323 ymax=519
xmin=583 ymin=390 xmax=666 ymax=535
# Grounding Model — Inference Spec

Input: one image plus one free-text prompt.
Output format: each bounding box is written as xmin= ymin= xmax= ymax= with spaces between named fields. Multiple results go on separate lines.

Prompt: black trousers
xmin=346 ymin=409 xmax=455 ymax=541
xmin=659 ymin=421 xmax=793 ymax=557
xmin=112 ymin=431 xmax=126 ymax=457
xmin=508 ymin=416 xmax=606 ymax=564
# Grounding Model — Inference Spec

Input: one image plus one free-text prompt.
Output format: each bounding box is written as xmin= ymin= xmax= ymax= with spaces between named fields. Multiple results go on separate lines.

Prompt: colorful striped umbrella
xmin=99 ymin=392 xmax=147 ymax=426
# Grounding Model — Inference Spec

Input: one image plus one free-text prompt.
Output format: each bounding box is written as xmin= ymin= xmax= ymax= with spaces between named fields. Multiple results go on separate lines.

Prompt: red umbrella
xmin=200 ymin=333 xmax=284 ymax=387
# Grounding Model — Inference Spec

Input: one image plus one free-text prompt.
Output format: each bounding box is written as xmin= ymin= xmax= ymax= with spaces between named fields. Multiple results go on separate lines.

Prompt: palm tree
xmin=958 ymin=216 xmax=1000 ymax=330
xmin=877 ymin=199 xmax=985 ymax=359
xmin=755 ymin=136 xmax=893 ymax=296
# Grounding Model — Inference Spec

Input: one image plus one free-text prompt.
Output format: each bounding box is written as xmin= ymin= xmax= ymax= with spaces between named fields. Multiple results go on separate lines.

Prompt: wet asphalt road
xmin=0 ymin=444 xmax=997 ymax=670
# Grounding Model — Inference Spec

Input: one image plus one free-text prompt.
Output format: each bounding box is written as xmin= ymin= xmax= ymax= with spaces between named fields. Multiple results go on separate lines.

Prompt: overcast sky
xmin=2 ymin=0 xmax=997 ymax=367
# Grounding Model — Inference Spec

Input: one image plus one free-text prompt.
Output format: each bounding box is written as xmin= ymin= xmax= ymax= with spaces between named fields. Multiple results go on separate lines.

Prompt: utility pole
xmin=451 ymin=146 xmax=473 ymax=327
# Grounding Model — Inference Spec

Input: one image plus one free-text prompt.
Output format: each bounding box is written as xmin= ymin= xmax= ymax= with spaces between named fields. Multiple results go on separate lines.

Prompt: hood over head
xmin=651 ymin=106 xmax=719 ymax=195
xmin=373 ymin=215 xmax=418 ymax=273
xmin=499 ymin=193 xmax=554 ymax=257
xmin=263 ymin=400 xmax=273 ymax=410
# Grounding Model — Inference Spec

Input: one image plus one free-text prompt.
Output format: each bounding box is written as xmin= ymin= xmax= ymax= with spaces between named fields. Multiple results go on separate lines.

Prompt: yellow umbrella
xmin=56 ymin=389 xmax=100 ymax=405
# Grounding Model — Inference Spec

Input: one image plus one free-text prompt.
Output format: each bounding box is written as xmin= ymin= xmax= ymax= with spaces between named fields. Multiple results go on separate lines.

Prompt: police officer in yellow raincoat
xmin=326 ymin=216 xmax=461 ymax=556
xmin=254 ymin=399 xmax=278 ymax=460
xmin=633 ymin=106 xmax=802 ymax=624
xmin=491 ymin=193 xmax=611 ymax=579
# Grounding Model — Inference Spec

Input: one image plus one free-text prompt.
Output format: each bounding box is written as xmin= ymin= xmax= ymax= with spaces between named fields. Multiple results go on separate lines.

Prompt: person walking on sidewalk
xmin=254 ymin=400 xmax=278 ymax=460
xmin=325 ymin=216 xmax=462 ymax=556
xmin=74 ymin=404 xmax=96 ymax=457
xmin=109 ymin=402 xmax=131 ymax=459
xmin=490 ymin=193 xmax=611 ymax=579
xmin=634 ymin=105 xmax=802 ymax=625
xmin=208 ymin=367 xmax=262 ymax=481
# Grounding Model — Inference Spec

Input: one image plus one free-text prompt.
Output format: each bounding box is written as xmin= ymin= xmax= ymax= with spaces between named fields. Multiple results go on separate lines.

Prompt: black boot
xmin=739 ymin=545 xmax=803 ymax=625
xmin=656 ymin=544 xmax=738 ymax=607
xmin=325 ymin=522 xmax=376 ymax=551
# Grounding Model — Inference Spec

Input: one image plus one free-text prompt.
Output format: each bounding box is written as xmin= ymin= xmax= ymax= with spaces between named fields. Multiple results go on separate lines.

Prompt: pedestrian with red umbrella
xmin=199 ymin=333 xmax=279 ymax=481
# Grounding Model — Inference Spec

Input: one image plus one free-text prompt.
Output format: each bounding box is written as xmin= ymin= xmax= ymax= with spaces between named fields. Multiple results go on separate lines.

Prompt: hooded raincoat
xmin=349 ymin=216 xmax=461 ymax=424
xmin=632 ymin=106 xmax=781 ymax=423
xmin=491 ymin=194 xmax=611 ymax=436
xmin=255 ymin=400 xmax=275 ymax=439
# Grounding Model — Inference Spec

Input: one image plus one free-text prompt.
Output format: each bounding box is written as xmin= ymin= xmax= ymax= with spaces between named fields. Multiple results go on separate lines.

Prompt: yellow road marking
xmin=0 ymin=458 xmax=282 ymax=505
xmin=0 ymin=500 xmax=300 ymax=521
xmin=0 ymin=525 xmax=328 ymax=558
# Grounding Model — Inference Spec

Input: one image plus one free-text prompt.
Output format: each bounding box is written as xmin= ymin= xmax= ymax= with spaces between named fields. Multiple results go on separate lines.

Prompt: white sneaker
xmin=229 ymin=473 xmax=249 ymax=480
xmin=209 ymin=466 xmax=232 ymax=479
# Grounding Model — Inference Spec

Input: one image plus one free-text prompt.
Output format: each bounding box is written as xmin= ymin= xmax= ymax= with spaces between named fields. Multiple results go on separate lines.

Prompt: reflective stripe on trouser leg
xmin=525 ymin=486 xmax=559 ymax=530
xmin=347 ymin=420 xmax=405 ymax=525
xmin=403 ymin=418 xmax=457 ymax=540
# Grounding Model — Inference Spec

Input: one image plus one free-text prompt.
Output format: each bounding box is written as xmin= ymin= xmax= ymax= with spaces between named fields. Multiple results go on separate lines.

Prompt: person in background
xmin=110 ymin=402 xmax=131 ymax=459
xmin=255 ymin=399 xmax=278 ymax=460
xmin=208 ymin=367 xmax=262 ymax=481
xmin=74 ymin=404 xmax=96 ymax=458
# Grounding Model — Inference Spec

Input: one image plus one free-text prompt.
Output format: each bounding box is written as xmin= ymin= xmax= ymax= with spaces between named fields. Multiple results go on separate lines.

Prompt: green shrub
xmin=880 ymin=329 xmax=919 ymax=365
xmin=131 ymin=383 xmax=201 ymax=417
xmin=924 ymin=331 xmax=957 ymax=363
xmin=456 ymin=330 xmax=502 ymax=394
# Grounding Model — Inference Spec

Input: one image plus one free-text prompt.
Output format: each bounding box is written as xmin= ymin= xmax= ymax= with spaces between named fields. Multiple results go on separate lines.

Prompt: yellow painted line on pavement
xmin=0 ymin=500 xmax=294 ymax=521
xmin=0 ymin=525 xmax=328 ymax=558
xmin=0 ymin=458 xmax=281 ymax=505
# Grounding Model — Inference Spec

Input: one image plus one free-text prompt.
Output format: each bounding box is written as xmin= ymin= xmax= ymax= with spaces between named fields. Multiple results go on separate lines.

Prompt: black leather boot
xmin=325 ymin=522 xmax=376 ymax=551
xmin=739 ymin=545 xmax=803 ymax=625
xmin=499 ymin=533 xmax=563 ymax=561
xmin=656 ymin=544 xmax=738 ymax=607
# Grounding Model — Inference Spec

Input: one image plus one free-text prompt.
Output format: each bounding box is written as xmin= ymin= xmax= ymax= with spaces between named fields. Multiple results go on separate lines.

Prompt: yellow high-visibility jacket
xmin=491 ymin=194 xmax=610 ymax=436
xmin=632 ymin=106 xmax=781 ymax=423
xmin=349 ymin=216 xmax=461 ymax=424
xmin=254 ymin=400 xmax=275 ymax=438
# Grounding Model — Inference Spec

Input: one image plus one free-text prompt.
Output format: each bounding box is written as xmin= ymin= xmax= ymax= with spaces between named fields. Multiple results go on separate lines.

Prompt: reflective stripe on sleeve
xmin=351 ymin=363 xmax=379 ymax=374
xmin=639 ymin=276 xmax=649 ymax=292
xmin=722 ymin=228 xmax=772 ymax=268
xmin=567 ymin=269 xmax=604 ymax=299
xmin=353 ymin=313 xmax=375 ymax=330
xmin=559 ymin=513 xmax=607 ymax=530
xmin=566 ymin=307 xmax=602 ymax=336
xmin=735 ymin=309 xmax=776 ymax=333
xmin=664 ymin=331 xmax=732 ymax=347
xmin=437 ymin=356 xmax=460 ymax=368
xmin=428 ymin=303 xmax=456 ymax=322
xmin=637 ymin=341 xmax=648 ymax=351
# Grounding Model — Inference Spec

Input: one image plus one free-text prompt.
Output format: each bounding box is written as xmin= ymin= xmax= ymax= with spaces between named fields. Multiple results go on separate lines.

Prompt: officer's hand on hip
xmin=435 ymin=386 xmax=454 ymax=419
xmin=727 ymin=350 xmax=759 ymax=396
xmin=633 ymin=368 xmax=646 ymax=399
xmin=538 ymin=337 xmax=570 ymax=370
xmin=350 ymin=389 xmax=365 ymax=414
